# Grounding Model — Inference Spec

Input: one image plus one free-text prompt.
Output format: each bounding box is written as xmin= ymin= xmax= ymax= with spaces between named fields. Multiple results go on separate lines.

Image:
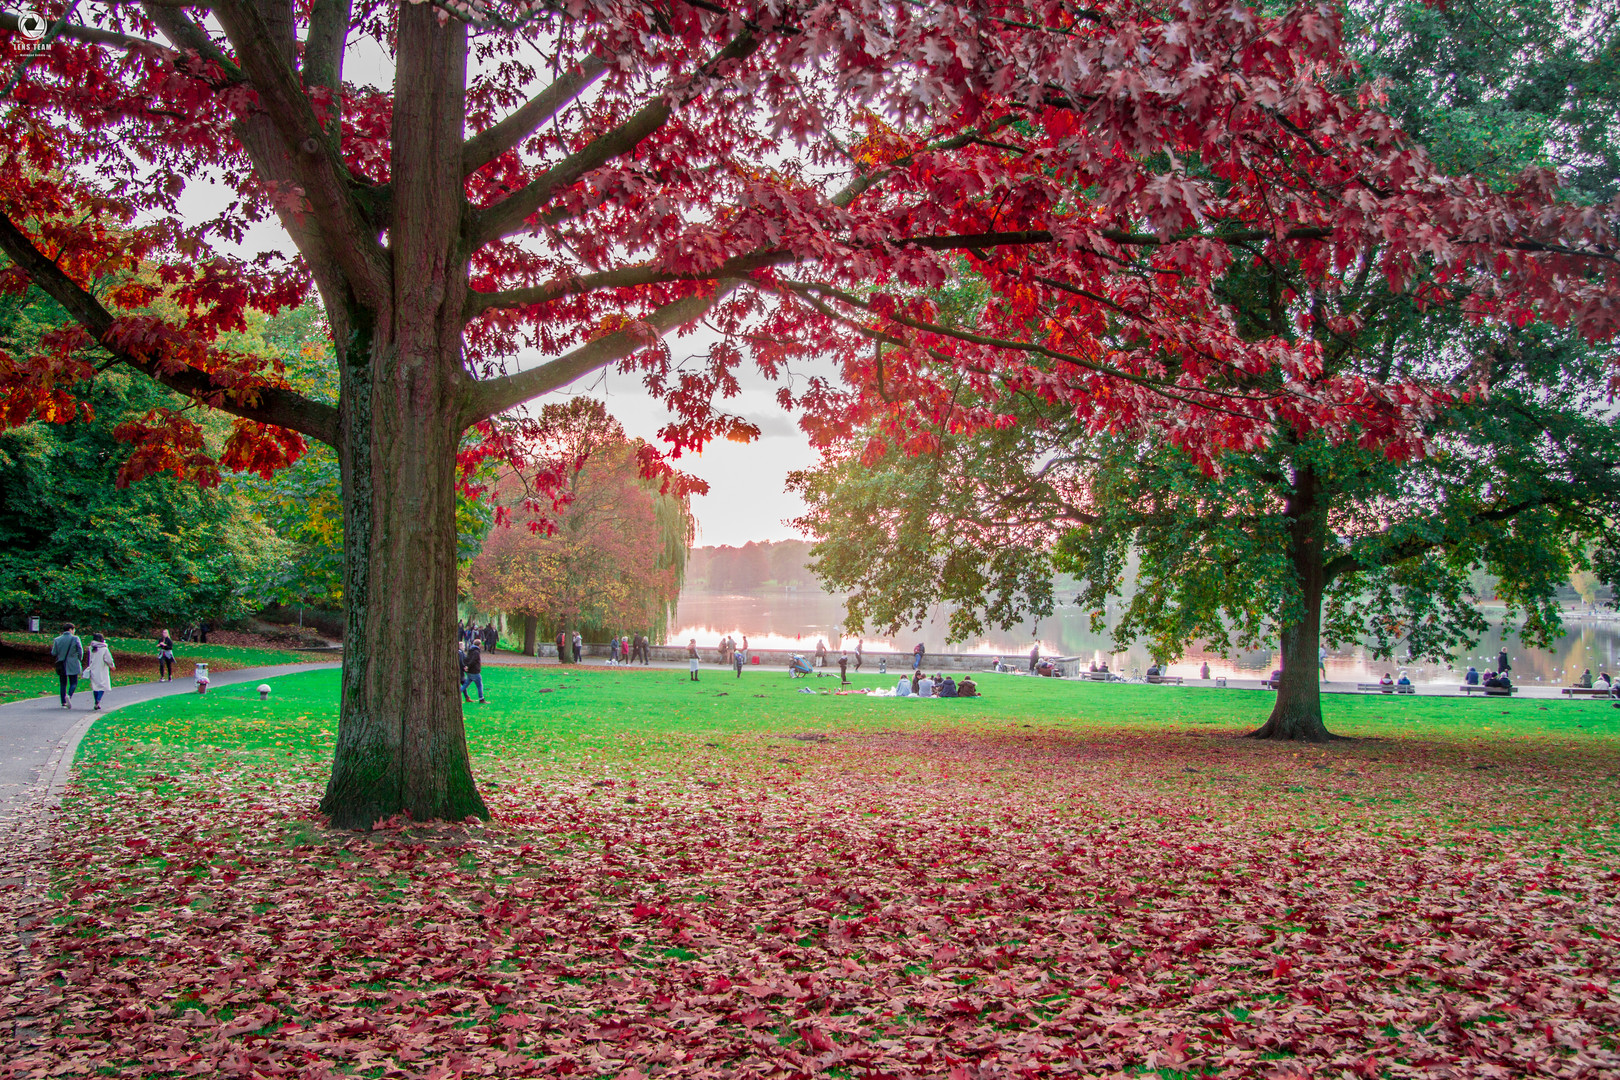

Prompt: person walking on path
xmin=572 ymin=631 xmax=583 ymax=664
xmin=461 ymin=642 xmax=486 ymax=704
xmin=1028 ymin=644 xmax=1039 ymax=672
xmin=854 ymin=639 xmax=863 ymax=671
xmin=1318 ymin=645 xmax=1328 ymax=681
xmin=815 ymin=640 xmax=827 ymax=667
xmin=838 ymin=651 xmax=849 ymax=685
xmin=733 ymin=647 xmax=744 ymax=678
xmin=687 ymin=639 xmax=700 ymax=681
xmin=86 ymin=633 xmax=116 ymax=711
xmin=155 ymin=628 xmax=175 ymax=682
xmin=50 ymin=624 xmax=84 ymax=709
xmin=1497 ymin=649 xmax=1511 ymax=675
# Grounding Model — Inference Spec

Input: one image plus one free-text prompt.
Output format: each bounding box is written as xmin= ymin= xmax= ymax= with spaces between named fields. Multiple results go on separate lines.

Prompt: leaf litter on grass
xmin=4 ymin=669 xmax=1619 ymax=1079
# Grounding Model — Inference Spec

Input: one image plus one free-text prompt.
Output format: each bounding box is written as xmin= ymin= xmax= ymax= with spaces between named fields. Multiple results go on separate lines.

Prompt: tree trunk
xmin=1247 ymin=464 xmax=1340 ymax=743
xmin=522 ymin=613 xmax=537 ymax=657
xmin=318 ymin=9 xmax=488 ymax=829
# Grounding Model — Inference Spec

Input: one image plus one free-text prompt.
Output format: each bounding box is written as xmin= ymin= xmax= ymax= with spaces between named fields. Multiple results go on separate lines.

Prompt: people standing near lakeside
xmin=1028 ymin=644 xmax=1040 ymax=672
xmin=838 ymin=651 xmax=849 ymax=685
xmin=155 ymin=628 xmax=175 ymax=682
xmin=913 ymin=642 xmax=924 ymax=671
xmin=815 ymin=639 xmax=827 ymax=667
xmin=460 ymin=641 xmax=486 ymax=704
xmin=50 ymin=623 xmax=84 ymax=709
xmin=610 ymin=636 xmax=621 ymax=663
xmin=572 ymin=631 xmax=583 ymax=664
xmin=687 ymin=639 xmax=700 ymax=681
xmin=555 ymin=630 xmax=568 ymax=664
xmin=1497 ymin=649 xmax=1511 ymax=675
xmin=86 ymin=633 xmax=115 ymax=710
xmin=854 ymin=640 xmax=863 ymax=671
xmin=1200 ymin=661 xmax=1211 ymax=680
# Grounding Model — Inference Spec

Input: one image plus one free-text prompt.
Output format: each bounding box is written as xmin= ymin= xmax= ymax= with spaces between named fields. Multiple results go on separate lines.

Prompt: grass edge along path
xmin=13 ymin=665 xmax=1620 ymax=1079
xmin=0 ymin=631 xmax=323 ymax=705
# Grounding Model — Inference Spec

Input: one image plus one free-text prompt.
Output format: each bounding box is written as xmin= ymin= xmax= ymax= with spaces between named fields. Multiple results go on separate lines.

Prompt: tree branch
xmin=211 ymin=0 xmax=388 ymax=305
xmin=471 ymin=28 xmax=759 ymax=246
xmin=461 ymin=289 xmax=732 ymax=426
xmin=1320 ymin=494 xmax=1584 ymax=582
xmin=462 ymin=55 xmax=609 ymax=178
xmin=465 ymin=249 xmax=796 ymax=319
xmin=0 ymin=211 xmax=339 ymax=446
xmin=303 ymin=0 xmax=350 ymax=135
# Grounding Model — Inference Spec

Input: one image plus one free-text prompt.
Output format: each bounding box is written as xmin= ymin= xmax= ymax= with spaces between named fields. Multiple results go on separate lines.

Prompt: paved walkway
xmin=0 ymin=661 xmax=339 ymax=823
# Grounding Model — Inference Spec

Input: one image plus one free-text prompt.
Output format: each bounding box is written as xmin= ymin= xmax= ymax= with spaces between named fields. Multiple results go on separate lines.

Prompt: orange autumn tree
xmin=467 ymin=399 xmax=694 ymax=657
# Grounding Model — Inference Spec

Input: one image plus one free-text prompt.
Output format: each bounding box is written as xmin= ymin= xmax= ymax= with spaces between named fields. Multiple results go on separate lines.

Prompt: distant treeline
xmin=686 ymin=540 xmax=820 ymax=592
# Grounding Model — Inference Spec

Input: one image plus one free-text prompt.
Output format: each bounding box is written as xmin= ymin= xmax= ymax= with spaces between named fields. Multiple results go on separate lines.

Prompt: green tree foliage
xmin=0 ymin=370 xmax=284 ymax=628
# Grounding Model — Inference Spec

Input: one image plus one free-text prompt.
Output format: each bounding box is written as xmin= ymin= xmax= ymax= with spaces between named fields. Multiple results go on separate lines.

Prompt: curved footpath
xmin=0 ymin=661 xmax=341 ymax=824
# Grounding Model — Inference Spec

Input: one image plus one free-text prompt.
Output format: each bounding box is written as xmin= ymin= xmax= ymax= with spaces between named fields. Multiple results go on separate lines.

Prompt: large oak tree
xmin=0 ymin=0 xmax=1615 ymax=822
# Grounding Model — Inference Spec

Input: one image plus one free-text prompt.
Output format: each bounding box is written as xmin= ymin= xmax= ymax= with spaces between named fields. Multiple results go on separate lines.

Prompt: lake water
xmin=670 ymin=589 xmax=1620 ymax=686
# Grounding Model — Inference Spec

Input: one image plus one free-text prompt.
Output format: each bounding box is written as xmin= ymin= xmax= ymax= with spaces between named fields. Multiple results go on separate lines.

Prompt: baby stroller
xmin=788 ymin=655 xmax=814 ymax=677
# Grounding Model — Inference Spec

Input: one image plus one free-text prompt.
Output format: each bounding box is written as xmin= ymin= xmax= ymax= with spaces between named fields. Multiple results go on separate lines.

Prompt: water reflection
xmin=670 ymin=590 xmax=1620 ymax=686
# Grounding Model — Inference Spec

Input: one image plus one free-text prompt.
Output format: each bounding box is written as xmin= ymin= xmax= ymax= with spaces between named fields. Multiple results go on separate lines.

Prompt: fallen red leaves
xmin=2 ymin=726 xmax=1617 ymax=1078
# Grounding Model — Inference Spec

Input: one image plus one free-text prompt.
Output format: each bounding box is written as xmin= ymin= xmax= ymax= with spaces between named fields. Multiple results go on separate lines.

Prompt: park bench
xmin=1560 ymin=686 xmax=1616 ymax=699
xmin=1356 ymin=682 xmax=1415 ymax=694
xmin=1145 ymin=675 xmax=1185 ymax=685
xmin=1081 ymin=671 xmax=1114 ymax=682
xmin=1459 ymin=684 xmax=1518 ymax=696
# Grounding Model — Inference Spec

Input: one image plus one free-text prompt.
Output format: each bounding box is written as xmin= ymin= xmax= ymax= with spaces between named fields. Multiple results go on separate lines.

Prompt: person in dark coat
xmin=460 ymin=642 xmax=486 ymax=703
xmin=940 ymin=675 xmax=957 ymax=698
xmin=556 ymin=630 xmax=568 ymax=664
xmin=156 ymin=628 xmax=175 ymax=682
xmin=958 ymin=675 xmax=978 ymax=698
xmin=51 ymin=624 xmax=84 ymax=708
xmin=838 ymin=651 xmax=848 ymax=685
xmin=1029 ymin=644 xmax=1039 ymax=672
xmin=1497 ymin=649 xmax=1510 ymax=675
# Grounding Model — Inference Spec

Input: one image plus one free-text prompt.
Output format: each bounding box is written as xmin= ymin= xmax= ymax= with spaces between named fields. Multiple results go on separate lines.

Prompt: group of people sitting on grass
xmin=894 ymin=672 xmax=978 ymax=698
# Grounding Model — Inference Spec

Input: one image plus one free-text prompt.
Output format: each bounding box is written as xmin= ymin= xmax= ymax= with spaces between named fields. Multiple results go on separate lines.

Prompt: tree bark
xmin=317 ymin=8 xmax=488 ymax=828
xmin=522 ymin=614 xmax=538 ymax=657
xmin=1247 ymin=464 xmax=1340 ymax=743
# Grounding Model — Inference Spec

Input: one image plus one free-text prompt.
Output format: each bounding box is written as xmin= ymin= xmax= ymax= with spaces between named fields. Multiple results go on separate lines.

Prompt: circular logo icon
xmin=15 ymin=6 xmax=49 ymax=40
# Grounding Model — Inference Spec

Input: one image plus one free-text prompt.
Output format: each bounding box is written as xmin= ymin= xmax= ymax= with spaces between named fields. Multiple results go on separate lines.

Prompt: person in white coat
xmin=86 ymin=633 xmax=116 ymax=710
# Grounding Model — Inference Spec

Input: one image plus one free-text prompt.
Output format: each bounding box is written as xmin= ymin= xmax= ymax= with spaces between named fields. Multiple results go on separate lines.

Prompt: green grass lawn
xmin=21 ymin=664 xmax=1620 ymax=1079
xmin=0 ymin=630 xmax=318 ymax=704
